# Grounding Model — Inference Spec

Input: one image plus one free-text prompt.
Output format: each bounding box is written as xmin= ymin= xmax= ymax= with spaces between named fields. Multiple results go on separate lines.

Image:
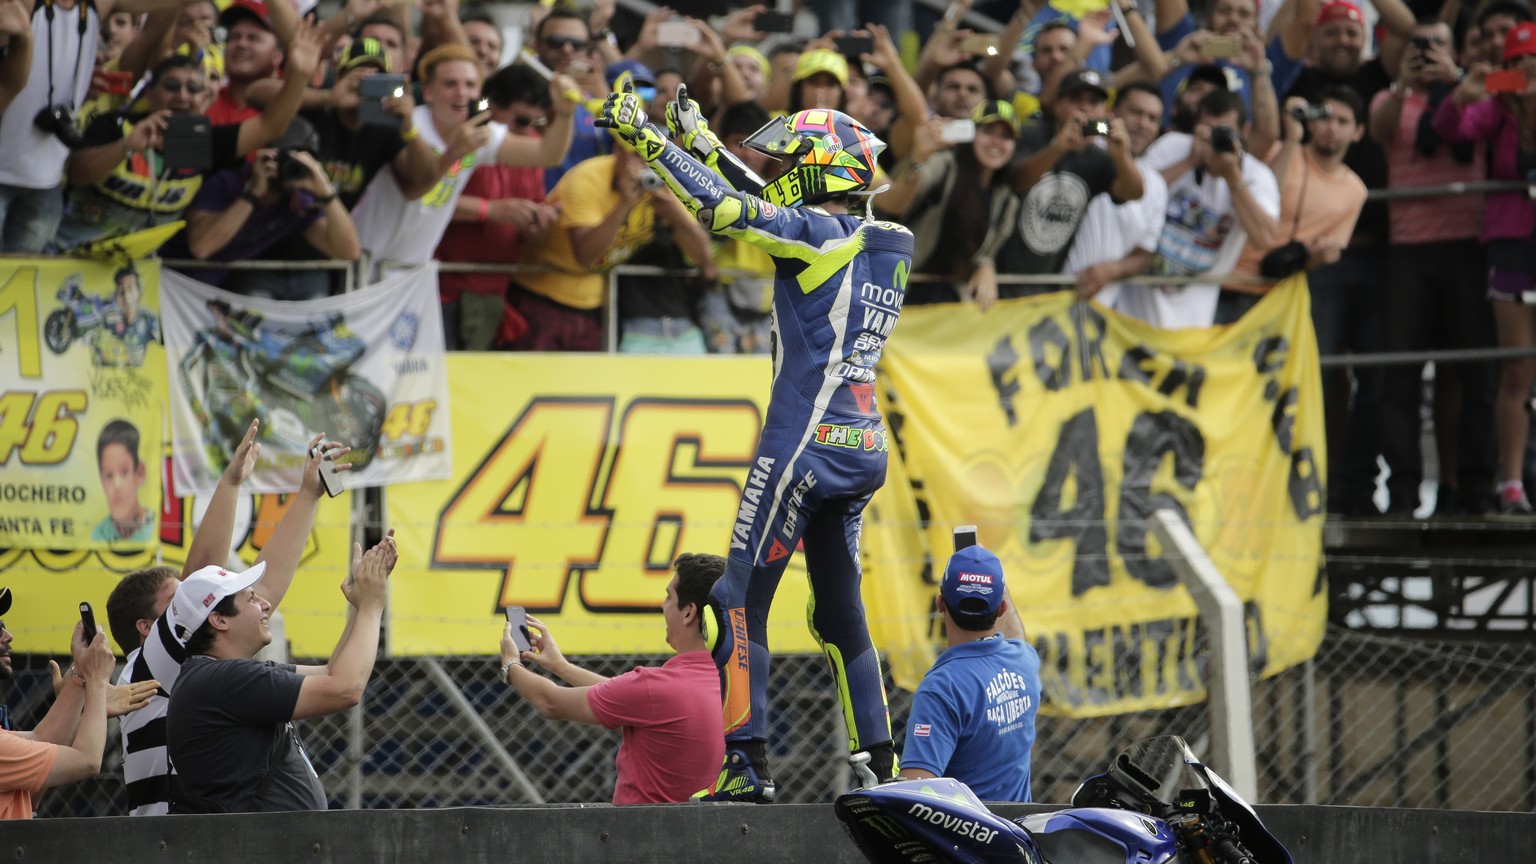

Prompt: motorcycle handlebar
xmin=1213 ymin=836 xmax=1256 ymax=864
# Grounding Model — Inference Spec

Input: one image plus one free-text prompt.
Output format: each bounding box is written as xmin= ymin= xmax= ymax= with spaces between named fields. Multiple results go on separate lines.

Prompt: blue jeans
xmin=225 ymin=267 xmax=332 ymax=302
xmin=1308 ymin=247 xmax=1386 ymax=513
xmin=0 ymin=183 xmax=64 ymax=254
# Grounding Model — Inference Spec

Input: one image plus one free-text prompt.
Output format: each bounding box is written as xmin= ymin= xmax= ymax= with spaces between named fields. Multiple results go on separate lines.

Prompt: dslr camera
xmin=34 ymin=103 xmax=85 ymax=149
xmin=1209 ymin=125 xmax=1238 ymax=154
xmin=1411 ymin=35 xmax=1432 ymax=51
xmin=1289 ymin=102 xmax=1332 ymax=123
xmin=1081 ymin=119 xmax=1111 ymax=137
xmin=274 ymin=149 xmax=311 ymax=184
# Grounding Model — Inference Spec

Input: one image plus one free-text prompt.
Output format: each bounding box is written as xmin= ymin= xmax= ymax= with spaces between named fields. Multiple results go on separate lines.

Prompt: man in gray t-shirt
xmin=164 ymin=533 xmax=395 ymax=813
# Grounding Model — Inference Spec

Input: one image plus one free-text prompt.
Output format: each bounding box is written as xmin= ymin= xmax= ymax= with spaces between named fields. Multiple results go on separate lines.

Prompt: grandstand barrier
xmin=4 ymin=802 xmax=1534 ymax=862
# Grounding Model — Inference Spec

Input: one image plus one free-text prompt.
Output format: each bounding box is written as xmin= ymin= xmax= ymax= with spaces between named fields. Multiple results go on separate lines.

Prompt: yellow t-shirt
xmin=516 ymin=155 xmax=656 ymax=311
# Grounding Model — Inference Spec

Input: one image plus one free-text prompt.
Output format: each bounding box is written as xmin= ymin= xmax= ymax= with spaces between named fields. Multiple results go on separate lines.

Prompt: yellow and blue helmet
xmin=744 ymin=109 xmax=884 ymax=208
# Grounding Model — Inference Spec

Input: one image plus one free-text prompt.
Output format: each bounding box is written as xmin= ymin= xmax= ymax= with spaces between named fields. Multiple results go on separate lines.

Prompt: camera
xmin=1209 ymin=125 xmax=1238 ymax=154
xmin=33 ymin=103 xmax=85 ymax=149
xmin=1081 ymin=119 xmax=1111 ymax=137
xmin=1411 ymin=35 xmax=1432 ymax=51
xmin=274 ymin=149 xmax=311 ymax=184
xmin=1289 ymin=103 xmax=1331 ymax=122
xmin=1259 ymin=240 xmax=1310 ymax=279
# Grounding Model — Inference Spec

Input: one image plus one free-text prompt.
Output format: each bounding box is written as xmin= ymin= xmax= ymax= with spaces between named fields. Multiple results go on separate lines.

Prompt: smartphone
xmin=505 ymin=606 xmax=532 ymax=653
xmin=313 ymin=444 xmax=344 ymax=498
xmin=468 ymin=96 xmax=491 ymax=122
xmin=959 ymin=33 xmax=999 ymax=57
xmin=1410 ymin=35 xmax=1432 ymax=51
xmin=1199 ymin=35 xmax=1242 ymax=59
xmin=833 ymin=34 xmax=874 ymax=56
xmin=1081 ymin=118 xmax=1111 ymax=137
xmin=939 ymin=118 xmax=976 ymax=144
xmin=358 ymin=72 xmax=406 ymax=128
xmin=755 ymin=9 xmax=794 ymax=33
xmin=162 ymin=114 xmax=212 ymax=172
xmin=80 ymin=601 xmax=97 ymax=642
xmin=97 ymin=69 xmax=135 ymax=96
xmin=953 ymin=525 xmax=978 ymax=552
xmin=656 ymin=20 xmax=700 ymax=48
xmin=1486 ymin=68 xmax=1528 ymax=94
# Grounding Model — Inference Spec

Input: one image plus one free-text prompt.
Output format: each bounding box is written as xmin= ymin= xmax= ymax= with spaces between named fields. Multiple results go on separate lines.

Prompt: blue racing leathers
xmin=645 ymin=139 xmax=915 ymax=756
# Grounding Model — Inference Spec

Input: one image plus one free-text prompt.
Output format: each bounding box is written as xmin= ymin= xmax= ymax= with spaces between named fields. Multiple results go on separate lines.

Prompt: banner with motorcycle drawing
xmin=0 ymin=258 xmax=164 ymax=550
xmin=161 ymin=264 xmax=451 ymax=497
xmin=872 ymin=280 xmax=1328 ymax=716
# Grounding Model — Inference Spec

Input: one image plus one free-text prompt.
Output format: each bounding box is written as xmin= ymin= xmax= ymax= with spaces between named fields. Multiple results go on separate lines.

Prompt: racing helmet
xmin=743 ymin=109 xmax=884 ymax=208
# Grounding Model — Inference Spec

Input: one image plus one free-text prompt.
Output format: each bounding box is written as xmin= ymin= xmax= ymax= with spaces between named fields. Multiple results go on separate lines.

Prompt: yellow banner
xmin=0 ymin=482 xmax=356 ymax=659
xmin=387 ymin=354 xmax=820 ymax=656
xmin=875 ymin=279 xmax=1327 ymax=716
xmin=0 ymin=259 xmax=165 ymax=549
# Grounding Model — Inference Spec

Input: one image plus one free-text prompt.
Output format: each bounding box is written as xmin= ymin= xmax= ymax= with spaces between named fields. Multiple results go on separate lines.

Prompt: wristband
xmin=240 ymin=187 xmax=261 ymax=206
xmin=400 ymin=125 xmax=420 ymax=142
xmin=313 ymin=191 xmax=337 ymax=205
xmin=477 ymin=198 xmax=489 ymax=221
xmin=500 ymin=658 xmax=519 ymax=682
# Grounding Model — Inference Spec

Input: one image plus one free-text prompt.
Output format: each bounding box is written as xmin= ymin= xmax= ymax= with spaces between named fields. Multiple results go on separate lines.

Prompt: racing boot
xmin=693 ymin=741 xmax=777 ymax=803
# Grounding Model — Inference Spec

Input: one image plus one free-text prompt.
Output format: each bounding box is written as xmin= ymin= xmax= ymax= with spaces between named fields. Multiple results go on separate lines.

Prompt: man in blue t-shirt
xmin=899 ymin=544 xmax=1042 ymax=802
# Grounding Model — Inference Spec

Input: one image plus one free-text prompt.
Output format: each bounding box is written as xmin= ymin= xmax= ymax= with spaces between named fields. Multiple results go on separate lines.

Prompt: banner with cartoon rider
xmin=0 ymin=259 xmax=165 ymax=550
xmin=162 ymin=264 xmax=450 ymax=496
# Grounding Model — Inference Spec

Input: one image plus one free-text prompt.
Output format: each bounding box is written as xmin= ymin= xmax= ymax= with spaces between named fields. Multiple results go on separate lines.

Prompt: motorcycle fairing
xmin=834 ymin=777 xmax=1041 ymax=864
xmin=1193 ymin=764 xmax=1293 ymax=864
xmin=1016 ymin=809 xmax=1178 ymax=864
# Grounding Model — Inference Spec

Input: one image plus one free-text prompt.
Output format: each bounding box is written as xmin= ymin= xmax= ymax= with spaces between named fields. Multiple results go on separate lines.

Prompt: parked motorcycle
xmin=835 ymin=736 xmax=1290 ymax=864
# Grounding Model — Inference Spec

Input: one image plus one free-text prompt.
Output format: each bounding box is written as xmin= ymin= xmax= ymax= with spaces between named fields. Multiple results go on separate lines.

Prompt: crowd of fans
xmin=2 ymin=0 xmax=1536 ymax=517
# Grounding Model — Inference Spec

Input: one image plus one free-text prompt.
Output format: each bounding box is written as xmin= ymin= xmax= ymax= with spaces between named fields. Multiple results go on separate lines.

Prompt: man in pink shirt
xmin=0 ymin=588 xmax=119 ymax=819
xmin=1369 ymin=18 xmax=1496 ymax=516
xmin=498 ymin=555 xmax=725 ymax=804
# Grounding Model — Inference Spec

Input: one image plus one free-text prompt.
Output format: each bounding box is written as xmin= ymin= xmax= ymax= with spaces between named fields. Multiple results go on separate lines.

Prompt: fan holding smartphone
xmin=496 ymin=554 xmax=728 ymax=804
xmin=897 ymin=529 xmax=1041 ymax=801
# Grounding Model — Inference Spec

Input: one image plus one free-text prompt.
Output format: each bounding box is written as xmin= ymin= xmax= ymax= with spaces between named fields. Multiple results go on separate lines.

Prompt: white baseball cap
xmin=170 ymin=562 xmax=267 ymax=643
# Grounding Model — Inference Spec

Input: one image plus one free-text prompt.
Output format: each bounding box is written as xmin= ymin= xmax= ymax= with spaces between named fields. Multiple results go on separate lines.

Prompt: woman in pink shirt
xmin=1434 ymin=22 xmax=1536 ymax=513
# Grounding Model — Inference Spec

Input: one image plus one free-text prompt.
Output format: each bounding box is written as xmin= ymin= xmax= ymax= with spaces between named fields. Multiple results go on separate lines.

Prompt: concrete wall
xmin=4 ymin=804 xmax=1532 ymax=863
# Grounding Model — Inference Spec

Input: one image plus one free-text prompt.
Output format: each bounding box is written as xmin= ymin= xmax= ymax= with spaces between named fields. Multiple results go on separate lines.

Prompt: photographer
xmin=54 ymin=20 xmax=320 ymax=253
xmin=991 ymin=70 xmax=1144 ymax=292
xmin=165 ymin=116 xmax=360 ymax=298
xmin=1114 ymin=89 xmax=1279 ymax=327
xmin=1215 ymin=87 xmax=1366 ymax=324
xmin=0 ymin=0 xmax=224 ymax=253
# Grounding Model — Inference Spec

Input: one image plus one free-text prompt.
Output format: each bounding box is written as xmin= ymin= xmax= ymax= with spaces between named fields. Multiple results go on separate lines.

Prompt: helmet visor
xmin=743 ymin=115 xmax=805 ymax=158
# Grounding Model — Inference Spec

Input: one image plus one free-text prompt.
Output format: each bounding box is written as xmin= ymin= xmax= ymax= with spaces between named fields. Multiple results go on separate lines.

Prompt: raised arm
xmin=235 ymin=17 xmax=322 ymax=156
xmin=291 ymin=533 xmax=394 ymax=718
xmin=500 ymin=618 xmax=599 ymax=723
xmin=252 ymin=436 xmax=352 ymax=609
xmin=183 ymin=419 xmax=260 ymax=575
xmin=496 ymin=74 xmax=577 ymax=168
xmin=39 ymin=627 xmax=113 ymax=787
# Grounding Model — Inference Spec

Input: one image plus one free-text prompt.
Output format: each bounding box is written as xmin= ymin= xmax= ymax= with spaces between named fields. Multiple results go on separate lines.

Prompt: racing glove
xmin=596 ymin=83 xmax=667 ymax=162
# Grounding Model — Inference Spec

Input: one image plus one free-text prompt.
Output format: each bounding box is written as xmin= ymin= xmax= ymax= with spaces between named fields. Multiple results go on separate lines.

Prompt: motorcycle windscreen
xmin=835 ymin=778 xmax=1040 ymax=864
xmin=1197 ymin=765 xmax=1296 ymax=864
xmin=1107 ymin=736 xmax=1208 ymax=806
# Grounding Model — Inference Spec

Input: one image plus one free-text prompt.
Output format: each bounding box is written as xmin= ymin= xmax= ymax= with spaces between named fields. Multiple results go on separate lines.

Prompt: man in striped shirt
xmin=106 ymin=421 xmax=344 ymax=814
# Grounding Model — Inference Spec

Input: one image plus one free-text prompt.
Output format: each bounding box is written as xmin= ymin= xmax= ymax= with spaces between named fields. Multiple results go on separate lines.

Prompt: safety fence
xmin=6 ymin=619 xmax=1531 ymax=816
